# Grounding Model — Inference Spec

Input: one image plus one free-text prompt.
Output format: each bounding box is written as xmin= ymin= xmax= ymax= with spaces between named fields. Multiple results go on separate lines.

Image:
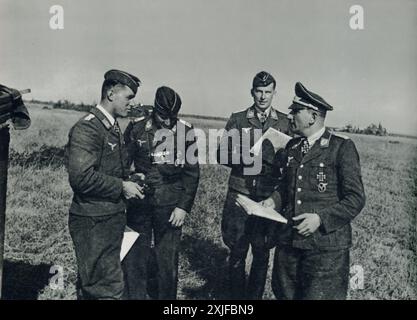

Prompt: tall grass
xmin=3 ymin=105 xmax=416 ymax=299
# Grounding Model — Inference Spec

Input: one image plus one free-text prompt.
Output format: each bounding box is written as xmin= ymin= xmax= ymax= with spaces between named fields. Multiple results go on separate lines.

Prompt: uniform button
xmin=297 ymin=188 xmax=302 ymax=192
xmin=297 ymin=200 xmax=302 ymax=205
xmin=300 ymin=164 xmax=304 ymax=168
xmin=298 ymin=175 xmax=302 ymax=180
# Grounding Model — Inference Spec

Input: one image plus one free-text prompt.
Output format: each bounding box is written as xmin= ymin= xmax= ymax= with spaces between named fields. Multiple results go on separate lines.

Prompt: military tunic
xmin=122 ymin=115 xmax=200 ymax=299
xmin=217 ymin=105 xmax=290 ymax=299
xmin=66 ymin=107 xmax=128 ymax=216
xmin=65 ymin=107 xmax=129 ymax=300
xmin=271 ymin=129 xmax=366 ymax=299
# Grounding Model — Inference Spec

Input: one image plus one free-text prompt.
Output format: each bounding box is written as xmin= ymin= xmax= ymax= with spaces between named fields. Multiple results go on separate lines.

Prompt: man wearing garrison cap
xmin=123 ymin=86 xmax=200 ymax=299
xmin=216 ymin=71 xmax=291 ymax=299
xmin=269 ymin=82 xmax=366 ymax=299
xmin=65 ymin=69 xmax=144 ymax=299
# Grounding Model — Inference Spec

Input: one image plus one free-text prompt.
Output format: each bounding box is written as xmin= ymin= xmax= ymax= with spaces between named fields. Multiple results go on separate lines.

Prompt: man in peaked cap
xmin=65 ymin=69 xmax=144 ymax=299
xmin=216 ymin=71 xmax=291 ymax=299
xmin=270 ymin=82 xmax=366 ymax=299
xmin=122 ymin=86 xmax=200 ymax=299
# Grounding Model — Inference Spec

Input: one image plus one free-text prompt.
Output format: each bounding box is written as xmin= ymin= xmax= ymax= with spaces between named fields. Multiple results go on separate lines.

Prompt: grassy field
xmin=2 ymin=103 xmax=416 ymax=299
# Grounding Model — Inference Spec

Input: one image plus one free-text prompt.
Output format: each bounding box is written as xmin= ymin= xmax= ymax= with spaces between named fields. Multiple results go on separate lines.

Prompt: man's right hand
xmin=122 ymin=181 xmax=145 ymax=200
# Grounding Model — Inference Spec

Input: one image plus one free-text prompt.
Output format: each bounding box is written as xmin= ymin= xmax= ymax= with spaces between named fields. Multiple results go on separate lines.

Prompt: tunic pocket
xmin=307 ymin=160 xmax=336 ymax=194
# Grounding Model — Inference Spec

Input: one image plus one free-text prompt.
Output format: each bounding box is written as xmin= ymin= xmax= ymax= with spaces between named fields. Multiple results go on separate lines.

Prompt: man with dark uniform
xmin=271 ymin=82 xmax=366 ymax=300
xmin=123 ymin=86 xmax=200 ymax=299
xmin=66 ymin=69 xmax=144 ymax=300
xmin=217 ymin=71 xmax=290 ymax=299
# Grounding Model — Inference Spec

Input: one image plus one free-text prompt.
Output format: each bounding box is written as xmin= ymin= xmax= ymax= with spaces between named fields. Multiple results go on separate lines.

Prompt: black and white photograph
xmin=0 ymin=0 xmax=416 ymax=303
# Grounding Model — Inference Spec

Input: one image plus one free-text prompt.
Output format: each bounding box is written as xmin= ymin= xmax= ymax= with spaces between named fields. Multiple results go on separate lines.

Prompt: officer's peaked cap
xmin=289 ymin=82 xmax=333 ymax=112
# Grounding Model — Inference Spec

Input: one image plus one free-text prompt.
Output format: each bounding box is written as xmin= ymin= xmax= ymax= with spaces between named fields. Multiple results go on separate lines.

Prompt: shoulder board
xmin=145 ymin=119 xmax=153 ymax=131
xmin=276 ymin=110 xmax=288 ymax=117
xmin=333 ymin=133 xmax=350 ymax=140
xmin=133 ymin=116 xmax=145 ymax=123
xmin=179 ymin=118 xmax=192 ymax=128
xmin=231 ymin=108 xmax=249 ymax=114
xmin=83 ymin=114 xmax=95 ymax=121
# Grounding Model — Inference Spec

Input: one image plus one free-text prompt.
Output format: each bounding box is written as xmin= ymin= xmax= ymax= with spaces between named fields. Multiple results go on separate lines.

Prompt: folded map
xmin=250 ymin=127 xmax=292 ymax=156
xmin=120 ymin=227 xmax=140 ymax=261
xmin=236 ymin=194 xmax=288 ymax=224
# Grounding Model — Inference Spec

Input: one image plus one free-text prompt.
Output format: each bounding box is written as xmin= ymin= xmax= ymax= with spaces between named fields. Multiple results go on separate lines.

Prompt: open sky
xmin=1 ymin=0 xmax=416 ymax=135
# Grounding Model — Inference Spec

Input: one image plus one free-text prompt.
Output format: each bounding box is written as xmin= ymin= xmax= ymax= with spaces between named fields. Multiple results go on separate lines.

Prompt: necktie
xmin=114 ymin=120 xmax=123 ymax=145
xmin=258 ymin=112 xmax=267 ymax=124
xmin=300 ymin=138 xmax=310 ymax=156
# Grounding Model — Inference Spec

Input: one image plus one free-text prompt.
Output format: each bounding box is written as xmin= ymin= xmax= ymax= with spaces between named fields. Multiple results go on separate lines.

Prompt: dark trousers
xmin=271 ymin=246 xmax=350 ymax=300
xmin=122 ymin=204 xmax=181 ymax=300
xmin=221 ymin=191 xmax=271 ymax=300
xmin=68 ymin=212 xmax=126 ymax=300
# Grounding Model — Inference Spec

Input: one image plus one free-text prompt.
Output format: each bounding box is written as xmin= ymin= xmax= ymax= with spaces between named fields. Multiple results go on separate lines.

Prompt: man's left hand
xmin=293 ymin=213 xmax=321 ymax=237
xmin=169 ymin=207 xmax=188 ymax=227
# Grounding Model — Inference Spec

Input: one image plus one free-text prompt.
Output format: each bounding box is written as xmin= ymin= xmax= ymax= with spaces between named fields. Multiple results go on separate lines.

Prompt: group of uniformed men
xmin=65 ymin=69 xmax=366 ymax=300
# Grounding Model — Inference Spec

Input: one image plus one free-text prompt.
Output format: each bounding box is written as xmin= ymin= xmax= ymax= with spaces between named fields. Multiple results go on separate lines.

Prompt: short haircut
xmin=101 ymin=79 xmax=126 ymax=100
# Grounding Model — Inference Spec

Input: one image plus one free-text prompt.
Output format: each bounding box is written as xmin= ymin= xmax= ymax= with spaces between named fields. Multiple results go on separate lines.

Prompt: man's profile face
xmin=110 ymin=85 xmax=136 ymax=118
xmin=287 ymin=108 xmax=312 ymax=136
xmin=251 ymin=82 xmax=276 ymax=110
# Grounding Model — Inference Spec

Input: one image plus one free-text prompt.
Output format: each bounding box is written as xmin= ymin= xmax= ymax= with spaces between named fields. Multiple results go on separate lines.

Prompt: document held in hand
xmin=250 ymin=127 xmax=291 ymax=156
xmin=120 ymin=227 xmax=140 ymax=261
xmin=236 ymin=194 xmax=288 ymax=224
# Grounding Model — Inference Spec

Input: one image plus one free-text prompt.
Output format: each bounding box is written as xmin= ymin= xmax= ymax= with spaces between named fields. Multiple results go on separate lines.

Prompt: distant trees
xmin=337 ymin=123 xmax=388 ymax=136
xmin=364 ymin=123 xmax=388 ymax=136
xmin=46 ymin=100 xmax=230 ymax=121
xmin=52 ymin=100 xmax=92 ymax=113
xmin=30 ymin=98 xmax=391 ymax=137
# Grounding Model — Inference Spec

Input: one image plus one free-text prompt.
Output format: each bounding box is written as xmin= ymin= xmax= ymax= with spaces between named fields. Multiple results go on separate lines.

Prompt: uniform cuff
xmin=176 ymin=203 xmax=191 ymax=214
xmin=316 ymin=210 xmax=330 ymax=234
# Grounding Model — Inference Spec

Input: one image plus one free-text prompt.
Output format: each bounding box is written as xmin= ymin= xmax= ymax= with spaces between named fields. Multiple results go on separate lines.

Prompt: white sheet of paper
xmin=120 ymin=230 xmax=140 ymax=261
xmin=236 ymin=194 xmax=288 ymax=224
xmin=250 ymin=127 xmax=292 ymax=156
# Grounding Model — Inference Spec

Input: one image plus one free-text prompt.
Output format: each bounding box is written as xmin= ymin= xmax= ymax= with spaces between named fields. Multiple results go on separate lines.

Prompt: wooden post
xmin=0 ymin=126 xmax=10 ymax=299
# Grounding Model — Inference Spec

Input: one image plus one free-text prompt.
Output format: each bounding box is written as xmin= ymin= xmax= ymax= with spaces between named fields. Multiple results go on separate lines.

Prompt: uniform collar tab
xmin=319 ymin=129 xmax=332 ymax=148
xmin=90 ymin=107 xmax=112 ymax=130
xmin=96 ymin=105 xmax=115 ymax=126
xmin=246 ymin=106 xmax=256 ymax=119
xmin=145 ymin=118 xmax=153 ymax=131
xmin=270 ymin=108 xmax=278 ymax=120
